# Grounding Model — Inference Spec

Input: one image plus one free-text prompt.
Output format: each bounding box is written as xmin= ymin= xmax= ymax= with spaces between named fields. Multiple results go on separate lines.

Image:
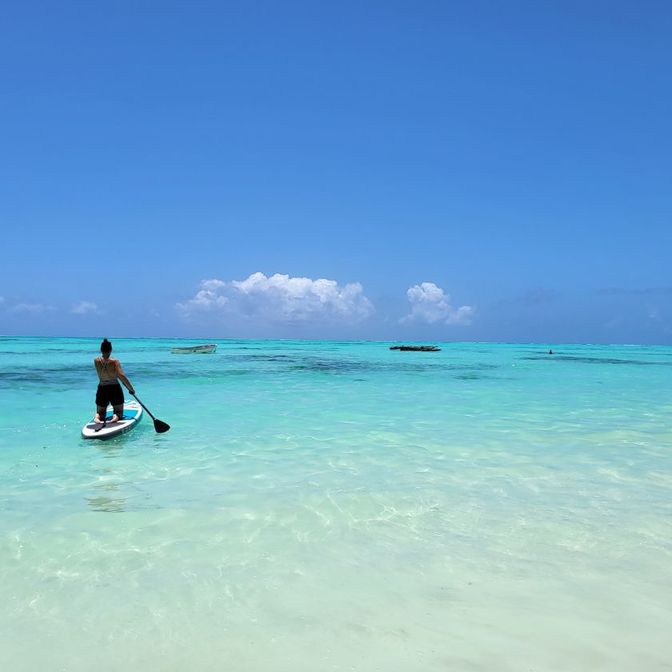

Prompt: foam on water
xmin=1 ymin=338 xmax=671 ymax=671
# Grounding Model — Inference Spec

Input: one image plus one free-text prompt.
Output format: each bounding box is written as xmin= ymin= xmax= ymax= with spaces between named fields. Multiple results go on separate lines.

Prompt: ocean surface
xmin=1 ymin=337 xmax=671 ymax=672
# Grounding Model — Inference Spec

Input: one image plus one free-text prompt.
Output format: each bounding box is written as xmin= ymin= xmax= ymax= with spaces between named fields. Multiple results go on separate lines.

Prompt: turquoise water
xmin=1 ymin=337 xmax=671 ymax=671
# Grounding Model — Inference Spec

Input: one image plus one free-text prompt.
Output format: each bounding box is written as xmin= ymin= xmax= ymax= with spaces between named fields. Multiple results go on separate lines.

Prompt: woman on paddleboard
xmin=94 ymin=339 xmax=135 ymax=424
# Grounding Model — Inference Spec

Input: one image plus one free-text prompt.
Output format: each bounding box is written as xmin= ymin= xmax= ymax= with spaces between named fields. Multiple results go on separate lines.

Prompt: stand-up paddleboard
xmin=81 ymin=400 xmax=143 ymax=440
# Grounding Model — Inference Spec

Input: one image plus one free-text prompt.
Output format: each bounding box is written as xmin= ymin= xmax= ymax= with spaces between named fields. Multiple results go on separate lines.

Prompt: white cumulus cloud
xmin=178 ymin=272 xmax=374 ymax=323
xmin=71 ymin=301 xmax=100 ymax=315
xmin=180 ymin=279 xmax=230 ymax=312
xmin=402 ymin=282 xmax=475 ymax=326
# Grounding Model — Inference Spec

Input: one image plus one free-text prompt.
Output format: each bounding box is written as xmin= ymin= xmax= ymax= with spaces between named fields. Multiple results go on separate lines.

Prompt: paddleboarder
xmin=94 ymin=338 xmax=135 ymax=424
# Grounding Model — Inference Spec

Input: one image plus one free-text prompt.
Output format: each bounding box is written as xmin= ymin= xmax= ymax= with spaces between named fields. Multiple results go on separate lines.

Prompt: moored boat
xmin=390 ymin=345 xmax=441 ymax=352
xmin=170 ymin=344 xmax=217 ymax=354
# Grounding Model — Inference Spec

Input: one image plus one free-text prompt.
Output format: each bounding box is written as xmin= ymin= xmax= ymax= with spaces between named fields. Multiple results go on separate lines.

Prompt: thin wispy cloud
xmin=178 ymin=272 xmax=375 ymax=324
xmin=71 ymin=301 xmax=100 ymax=315
xmin=10 ymin=302 xmax=56 ymax=314
xmin=402 ymin=282 xmax=474 ymax=326
xmin=598 ymin=287 xmax=672 ymax=296
xmin=508 ymin=288 xmax=560 ymax=306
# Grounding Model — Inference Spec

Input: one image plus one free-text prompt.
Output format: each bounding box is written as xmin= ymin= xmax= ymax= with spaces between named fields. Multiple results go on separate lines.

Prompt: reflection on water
xmin=94 ymin=441 xmax=128 ymax=458
xmin=86 ymin=465 xmax=127 ymax=512
xmin=85 ymin=493 xmax=127 ymax=513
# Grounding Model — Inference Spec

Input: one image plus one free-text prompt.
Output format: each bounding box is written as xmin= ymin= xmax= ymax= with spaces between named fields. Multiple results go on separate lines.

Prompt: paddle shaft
xmin=130 ymin=392 xmax=170 ymax=433
xmin=130 ymin=392 xmax=156 ymax=420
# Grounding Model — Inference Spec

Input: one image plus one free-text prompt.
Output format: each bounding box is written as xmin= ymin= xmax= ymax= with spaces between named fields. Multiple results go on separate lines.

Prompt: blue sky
xmin=1 ymin=1 xmax=671 ymax=342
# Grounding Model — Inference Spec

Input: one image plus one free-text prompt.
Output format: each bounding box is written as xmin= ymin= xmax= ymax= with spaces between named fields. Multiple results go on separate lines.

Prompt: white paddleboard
xmin=81 ymin=400 xmax=143 ymax=440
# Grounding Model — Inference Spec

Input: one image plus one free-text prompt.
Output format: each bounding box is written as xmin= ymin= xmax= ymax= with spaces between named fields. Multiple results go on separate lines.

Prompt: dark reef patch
xmin=519 ymin=355 xmax=672 ymax=366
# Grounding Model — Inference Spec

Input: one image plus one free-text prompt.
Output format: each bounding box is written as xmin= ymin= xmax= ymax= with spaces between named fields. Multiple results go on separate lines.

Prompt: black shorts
xmin=96 ymin=383 xmax=124 ymax=408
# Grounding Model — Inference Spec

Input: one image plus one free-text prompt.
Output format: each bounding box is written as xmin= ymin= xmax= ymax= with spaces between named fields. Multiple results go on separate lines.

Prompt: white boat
xmin=170 ymin=343 xmax=217 ymax=354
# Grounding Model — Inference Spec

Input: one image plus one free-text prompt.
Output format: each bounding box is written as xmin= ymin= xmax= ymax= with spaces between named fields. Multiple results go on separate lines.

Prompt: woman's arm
xmin=116 ymin=361 xmax=135 ymax=395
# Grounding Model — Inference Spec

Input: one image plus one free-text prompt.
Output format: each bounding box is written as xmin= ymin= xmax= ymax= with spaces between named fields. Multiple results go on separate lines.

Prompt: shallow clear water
xmin=1 ymin=337 xmax=671 ymax=671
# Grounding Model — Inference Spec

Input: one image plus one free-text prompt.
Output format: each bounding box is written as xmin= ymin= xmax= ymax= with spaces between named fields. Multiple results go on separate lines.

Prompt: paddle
xmin=131 ymin=392 xmax=170 ymax=433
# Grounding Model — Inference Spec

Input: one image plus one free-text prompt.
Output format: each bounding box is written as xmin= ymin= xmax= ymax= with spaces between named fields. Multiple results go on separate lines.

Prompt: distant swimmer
xmin=94 ymin=338 xmax=135 ymax=424
xmin=548 ymin=349 xmax=554 ymax=355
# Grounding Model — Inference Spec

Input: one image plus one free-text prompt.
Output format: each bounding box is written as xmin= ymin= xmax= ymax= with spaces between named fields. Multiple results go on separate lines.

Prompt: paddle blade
xmin=154 ymin=419 xmax=171 ymax=433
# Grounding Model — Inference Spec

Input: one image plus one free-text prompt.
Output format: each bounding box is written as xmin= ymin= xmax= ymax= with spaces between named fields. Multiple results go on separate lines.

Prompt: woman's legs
xmin=95 ymin=385 xmax=124 ymax=422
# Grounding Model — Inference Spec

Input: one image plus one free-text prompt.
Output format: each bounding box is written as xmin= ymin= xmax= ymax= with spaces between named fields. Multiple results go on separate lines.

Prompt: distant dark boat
xmin=170 ymin=344 xmax=217 ymax=354
xmin=390 ymin=345 xmax=441 ymax=352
